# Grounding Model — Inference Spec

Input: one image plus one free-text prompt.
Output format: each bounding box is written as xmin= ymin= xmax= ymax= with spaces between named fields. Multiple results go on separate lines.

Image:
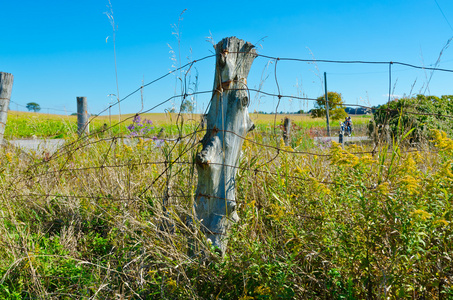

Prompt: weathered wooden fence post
xmin=0 ymin=72 xmax=14 ymax=145
xmin=283 ymin=117 xmax=291 ymax=146
xmin=77 ymin=97 xmax=89 ymax=136
xmin=194 ymin=37 xmax=256 ymax=254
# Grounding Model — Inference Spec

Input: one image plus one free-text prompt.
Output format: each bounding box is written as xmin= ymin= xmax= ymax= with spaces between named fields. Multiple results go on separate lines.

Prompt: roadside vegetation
xmin=0 ymin=110 xmax=452 ymax=299
xmin=372 ymin=94 xmax=453 ymax=143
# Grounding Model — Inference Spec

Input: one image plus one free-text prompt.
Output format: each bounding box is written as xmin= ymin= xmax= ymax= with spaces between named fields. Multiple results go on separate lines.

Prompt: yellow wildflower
xmin=433 ymin=219 xmax=449 ymax=227
xmin=432 ymin=130 xmax=453 ymax=152
xmin=376 ymin=182 xmax=390 ymax=196
xmin=399 ymin=175 xmax=420 ymax=195
xmin=255 ymin=285 xmax=271 ymax=295
xmin=411 ymin=209 xmax=432 ymax=221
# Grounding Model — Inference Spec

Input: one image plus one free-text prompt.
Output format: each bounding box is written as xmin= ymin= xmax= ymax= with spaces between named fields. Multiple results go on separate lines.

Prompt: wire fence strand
xmin=3 ymin=50 xmax=453 ymax=208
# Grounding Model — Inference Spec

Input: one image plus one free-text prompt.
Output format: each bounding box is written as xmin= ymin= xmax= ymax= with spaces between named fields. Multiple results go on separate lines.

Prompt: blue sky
xmin=2 ymin=0 xmax=453 ymax=115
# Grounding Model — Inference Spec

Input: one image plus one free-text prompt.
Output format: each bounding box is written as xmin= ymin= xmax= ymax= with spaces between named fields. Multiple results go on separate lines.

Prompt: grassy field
xmin=2 ymin=111 xmax=451 ymax=299
xmin=4 ymin=111 xmax=371 ymax=139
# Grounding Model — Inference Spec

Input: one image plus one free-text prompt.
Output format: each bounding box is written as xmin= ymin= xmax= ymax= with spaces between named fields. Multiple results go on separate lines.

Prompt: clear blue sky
xmin=2 ymin=0 xmax=453 ymax=115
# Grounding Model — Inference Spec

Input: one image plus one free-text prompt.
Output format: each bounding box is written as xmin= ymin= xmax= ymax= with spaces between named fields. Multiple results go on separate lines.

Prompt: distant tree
xmin=26 ymin=102 xmax=41 ymax=112
xmin=180 ymin=99 xmax=194 ymax=113
xmin=311 ymin=92 xmax=347 ymax=120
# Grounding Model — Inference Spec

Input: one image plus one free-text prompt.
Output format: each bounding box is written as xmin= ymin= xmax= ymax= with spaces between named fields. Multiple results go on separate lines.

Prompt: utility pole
xmin=324 ymin=72 xmax=330 ymax=137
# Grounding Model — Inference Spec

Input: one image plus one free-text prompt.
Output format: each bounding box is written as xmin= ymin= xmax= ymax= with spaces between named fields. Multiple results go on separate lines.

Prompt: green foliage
xmin=373 ymin=94 xmax=453 ymax=142
xmin=0 ymin=116 xmax=453 ymax=298
xmin=26 ymin=102 xmax=41 ymax=112
xmin=311 ymin=91 xmax=348 ymax=120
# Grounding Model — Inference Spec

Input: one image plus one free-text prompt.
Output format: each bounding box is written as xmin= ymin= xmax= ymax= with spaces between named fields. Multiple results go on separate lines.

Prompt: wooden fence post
xmin=194 ymin=37 xmax=256 ymax=254
xmin=0 ymin=72 xmax=14 ymax=145
xmin=283 ymin=117 xmax=291 ymax=146
xmin=77 ymin=97 xmax=89 ymax=136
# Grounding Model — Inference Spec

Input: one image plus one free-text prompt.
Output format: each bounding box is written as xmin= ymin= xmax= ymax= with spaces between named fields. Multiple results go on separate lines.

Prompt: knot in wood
xmin=195 ymin=151 xmax=210 ymax=167
xmin=241 ymin=96 xmax=249 ymax=107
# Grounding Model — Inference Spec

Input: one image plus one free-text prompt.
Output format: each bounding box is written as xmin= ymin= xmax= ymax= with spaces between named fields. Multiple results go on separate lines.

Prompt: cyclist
xmin=345 ymin=116 xmax=352 ymax=136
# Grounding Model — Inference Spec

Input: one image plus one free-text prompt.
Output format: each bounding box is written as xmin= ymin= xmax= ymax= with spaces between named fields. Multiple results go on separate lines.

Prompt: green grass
xmin=2 ymin=112 xmax=451 ymax=299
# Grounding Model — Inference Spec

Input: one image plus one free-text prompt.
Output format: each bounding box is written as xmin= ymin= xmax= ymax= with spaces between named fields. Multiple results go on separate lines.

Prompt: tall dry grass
xmin=0 ymin=119 xmax=452 ymax=299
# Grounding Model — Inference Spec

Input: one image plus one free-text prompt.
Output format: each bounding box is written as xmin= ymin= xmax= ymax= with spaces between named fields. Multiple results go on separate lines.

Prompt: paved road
xmin=6 ymin=136 xmax=369 ymax=155
xmin=8 ymin=139 xmax=66 ymax=154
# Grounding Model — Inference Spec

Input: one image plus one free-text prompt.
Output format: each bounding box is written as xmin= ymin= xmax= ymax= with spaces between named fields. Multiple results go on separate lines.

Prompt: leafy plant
xmin=372 ymin=94 xmax=453 ymax=143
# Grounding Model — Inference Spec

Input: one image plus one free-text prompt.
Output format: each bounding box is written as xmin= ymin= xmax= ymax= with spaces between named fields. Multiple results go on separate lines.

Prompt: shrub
xmin=373 ymin=94 xmax=453 ymax=143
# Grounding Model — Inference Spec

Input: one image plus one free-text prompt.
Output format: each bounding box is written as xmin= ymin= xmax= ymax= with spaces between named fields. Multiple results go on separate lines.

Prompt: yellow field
xmin=7 ymin=111 xmax=77 ymax=121
xmin=95 ymin=112 xmax=371 ymax=126
xmin=8 ymin=111 xmax=370 ymax=124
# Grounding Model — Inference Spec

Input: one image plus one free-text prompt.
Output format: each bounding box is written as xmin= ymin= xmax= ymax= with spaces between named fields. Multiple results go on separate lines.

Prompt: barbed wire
xmin=3 ymin=49 xmax=453 ymax=210
xmin=2 ymin=47 xmax=453 ymax=300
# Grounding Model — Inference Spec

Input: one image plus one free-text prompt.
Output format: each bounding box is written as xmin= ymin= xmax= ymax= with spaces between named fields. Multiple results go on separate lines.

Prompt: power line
xmin=434 ymin=0 xmax=453 ymax=32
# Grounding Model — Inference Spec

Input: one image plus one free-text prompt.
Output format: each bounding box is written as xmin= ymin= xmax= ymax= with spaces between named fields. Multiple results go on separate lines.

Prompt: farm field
xmin=4 ymin=111 xmax=371 ymax=140
xmin=0 ymin=110 xmax=452 ymax=299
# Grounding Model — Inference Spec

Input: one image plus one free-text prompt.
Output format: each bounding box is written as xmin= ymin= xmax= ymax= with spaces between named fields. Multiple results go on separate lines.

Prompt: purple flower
xmin=154 ymin=139 xmax=164 ymax=148
xmin=127 ymin=115 xmax=155 ymax=138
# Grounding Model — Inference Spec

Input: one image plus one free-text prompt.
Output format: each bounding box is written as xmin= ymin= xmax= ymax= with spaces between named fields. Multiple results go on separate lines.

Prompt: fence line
xmin=3 ymin=50 xmax=453 ymax=204
xmin=7 ymin=53 xmax=453 ymax=121
xmin=2 ymin=45 xmax=453 ymax=299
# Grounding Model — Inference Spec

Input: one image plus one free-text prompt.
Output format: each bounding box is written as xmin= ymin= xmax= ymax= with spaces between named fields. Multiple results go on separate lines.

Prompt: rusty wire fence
xmin=4 ymin=49 xmax=453 ymax=206
xmin=2 ymin=48 xmax=453 ymax=298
